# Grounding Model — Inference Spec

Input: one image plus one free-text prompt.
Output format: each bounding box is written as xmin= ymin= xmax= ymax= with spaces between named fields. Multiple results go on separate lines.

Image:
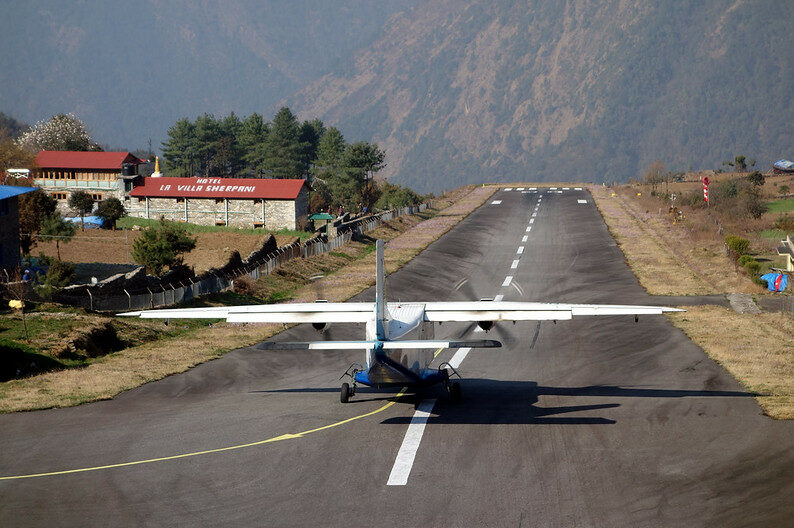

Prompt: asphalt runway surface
xmin=2 ymin=187 xmax=794 ymax=527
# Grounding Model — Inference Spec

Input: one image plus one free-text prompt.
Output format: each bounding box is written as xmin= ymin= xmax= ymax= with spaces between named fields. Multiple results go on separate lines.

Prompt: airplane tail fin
xmin=375 ymin=240 xmax=386 ymax=339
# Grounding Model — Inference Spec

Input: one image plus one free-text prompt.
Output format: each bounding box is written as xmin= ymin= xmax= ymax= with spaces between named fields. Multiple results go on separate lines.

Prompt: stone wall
xmin=125 ymin=193 xmax=305 ymax=230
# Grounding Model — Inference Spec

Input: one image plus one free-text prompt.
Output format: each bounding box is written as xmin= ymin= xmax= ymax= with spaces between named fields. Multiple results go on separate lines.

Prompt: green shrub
xmin=724 ymin=235 xmax=750 ymax=256
xmin=738 ymin=255 xmax=755 ymax=266
xmin=744 ymin=260 xmax=761 ymax=275
xmin=35 ymin=259 xmax=75 ymax=300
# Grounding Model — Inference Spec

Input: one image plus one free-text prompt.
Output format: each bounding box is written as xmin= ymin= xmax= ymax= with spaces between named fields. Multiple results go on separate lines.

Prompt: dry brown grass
xmin=668 ymin=306 xmax=794 ymax=419
xmin=36 ymin=230 xmax=296 ymax=274
xmin=590 ymin=185 xmax=760 ymax=295
xmin=0 ymin=185 xmax=494 ymax=412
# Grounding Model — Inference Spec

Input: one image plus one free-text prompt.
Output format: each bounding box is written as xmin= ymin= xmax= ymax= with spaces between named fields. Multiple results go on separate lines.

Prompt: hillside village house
xmin=126 ymin=177 xmax=308 ymax=230
xmin=32 ymin=150 xmax=144 ymax=203
xmin=0 ymin=185 xmax=38 ymax=273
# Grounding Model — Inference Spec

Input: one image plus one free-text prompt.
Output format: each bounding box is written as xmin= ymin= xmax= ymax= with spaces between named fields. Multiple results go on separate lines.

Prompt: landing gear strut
xmin=439 ymin=363 xmax=463 ymax=403
xmin=339 ymin=363 xmax=362 ymax=403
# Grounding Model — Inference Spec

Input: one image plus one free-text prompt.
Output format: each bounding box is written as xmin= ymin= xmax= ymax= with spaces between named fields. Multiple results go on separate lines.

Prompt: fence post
xmin=86 ymin=289 xmax=93 ymax=311
xmin=124 ymin=289 xmax=131 ymax=311
xmin=147 ymin=287 xmax=154 ymax=308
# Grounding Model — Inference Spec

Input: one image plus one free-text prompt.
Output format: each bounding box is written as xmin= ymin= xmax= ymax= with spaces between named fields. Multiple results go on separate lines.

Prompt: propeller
xmin=450 ymin=278 xmax=521 ymax=348
xmin=309 ymin=273 xmax=335 ymax=340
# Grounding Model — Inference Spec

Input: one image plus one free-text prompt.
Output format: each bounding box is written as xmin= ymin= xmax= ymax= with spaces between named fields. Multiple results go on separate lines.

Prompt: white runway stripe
xmin=502 ymin=276 xmax=513 ymax=287
xmin=491 ymin=200 xmax=502 ymax=205
xmin=511 ymin=259 xmax=519 ymax=269
xmin=529 ymin=218 xmax=535 ymax=224
xmin=517 ymin=246 xmax=524 ymax=254
xmin=494 ymin=294 xmax=504 ymax=301
xmin=522 ymin=235 xmax=528 ymax=242
xmin=526 ymin=226 xmax=532 ymax=232
xmin=449 ymin=347 xmax=471 ymax=369
xmin=387 ymin=399 xmax=437 ymax=486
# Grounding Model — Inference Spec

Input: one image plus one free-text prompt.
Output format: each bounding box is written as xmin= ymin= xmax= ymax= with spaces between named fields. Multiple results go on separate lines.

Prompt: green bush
xmin=35 ymin=259 xmax=76 ymax=300
xmin=738 ymin=255 xmax=755 ymax=266
xmin=744 ymin=260 xmax=761 ymax=275
xmin=724 ymin=235 xmax=750 ymax=256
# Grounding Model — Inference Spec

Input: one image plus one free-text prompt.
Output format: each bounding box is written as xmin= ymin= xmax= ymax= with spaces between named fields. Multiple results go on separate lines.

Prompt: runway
xmin=2 ymin=187 xmax=794 ymax=527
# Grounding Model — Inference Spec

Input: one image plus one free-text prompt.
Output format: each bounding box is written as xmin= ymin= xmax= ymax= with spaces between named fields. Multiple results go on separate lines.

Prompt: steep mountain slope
xmin=0 ymin=0 xmax=417 ymax=150
xmin=289 ymin=0 xmax=794 ymax=191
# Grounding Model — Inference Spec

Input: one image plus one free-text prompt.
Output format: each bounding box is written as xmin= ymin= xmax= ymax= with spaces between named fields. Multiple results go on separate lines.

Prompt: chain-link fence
xmin=33 ymin=202 xmax=430 ymax=312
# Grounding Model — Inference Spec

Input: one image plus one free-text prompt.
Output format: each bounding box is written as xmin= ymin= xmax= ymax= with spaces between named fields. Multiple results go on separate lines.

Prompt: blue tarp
xmin=64 ymin=215 xmax=105 ymax=228
xmin=760 ymin=272 xmax=788 ymax=292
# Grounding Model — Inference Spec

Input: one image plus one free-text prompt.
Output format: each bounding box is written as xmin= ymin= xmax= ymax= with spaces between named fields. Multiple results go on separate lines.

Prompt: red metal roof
xmin=129 ymin=177 xmax=306 ymax=200
xmin=34 ymin=151 xmax=143 ymax=170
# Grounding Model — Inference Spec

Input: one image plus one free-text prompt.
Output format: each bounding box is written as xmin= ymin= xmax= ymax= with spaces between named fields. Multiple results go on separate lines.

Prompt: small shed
xmin=0 ymin=185 xmax=39 ymax=272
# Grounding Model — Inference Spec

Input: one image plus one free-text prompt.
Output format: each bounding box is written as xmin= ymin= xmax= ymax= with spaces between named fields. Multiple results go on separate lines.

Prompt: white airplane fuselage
xmin=360 ymin=303 xmax=437 ymax=386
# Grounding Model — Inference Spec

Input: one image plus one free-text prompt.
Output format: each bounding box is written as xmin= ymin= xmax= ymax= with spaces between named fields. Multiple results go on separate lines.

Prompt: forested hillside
xmin=0 ymin=0 xmax=417 ymax=152
xmin=2 ymin=1 xmax=792 ymax=192
xmin=289 ymin=0 xmax=794 ymax=191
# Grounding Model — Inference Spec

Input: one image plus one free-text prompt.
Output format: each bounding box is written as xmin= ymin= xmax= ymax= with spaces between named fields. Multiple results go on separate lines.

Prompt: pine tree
xmin=238 ymin=113 xmax=269 ymax=176
xmin=162 ymin=118 xmax=197 ymax=177
xmin=259 ymin=107 xmax=303 ymax=179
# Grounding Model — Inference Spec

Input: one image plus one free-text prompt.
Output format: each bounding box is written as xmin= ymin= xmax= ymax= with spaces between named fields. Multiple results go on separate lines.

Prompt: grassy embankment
xmin=116 ymin=216 xmax=314 ymax=240
xmin=591 ymin=184 xmax=794 ymax=419
xmin=0 ymin=185 xmax=494 ymax=412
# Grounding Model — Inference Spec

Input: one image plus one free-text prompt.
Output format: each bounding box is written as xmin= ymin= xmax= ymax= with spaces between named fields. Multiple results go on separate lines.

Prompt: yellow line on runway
xmin=0 ymin=385 xmax=412 ymax=481
xmin=2 ymin=347 xmax=447 ymax=481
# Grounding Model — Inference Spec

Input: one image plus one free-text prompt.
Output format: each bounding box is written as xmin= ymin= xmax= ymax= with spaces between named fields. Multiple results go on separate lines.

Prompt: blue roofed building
xmin=0 ymin=185 xmax=39 ymax=273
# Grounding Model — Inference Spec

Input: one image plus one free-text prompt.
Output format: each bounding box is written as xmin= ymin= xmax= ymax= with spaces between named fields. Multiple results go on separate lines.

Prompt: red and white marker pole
xmin=703 ymin=177 xmax=710 ymax=206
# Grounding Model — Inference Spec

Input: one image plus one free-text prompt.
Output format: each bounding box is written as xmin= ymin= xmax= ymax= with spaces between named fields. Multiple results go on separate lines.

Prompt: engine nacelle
xmin=477 ymin=321 xmax=494 ymax=332
xmin=312 ymin=322 xmax=329 ymax=333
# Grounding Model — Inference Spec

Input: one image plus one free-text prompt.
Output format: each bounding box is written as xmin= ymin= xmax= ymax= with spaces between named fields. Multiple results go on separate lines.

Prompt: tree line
xmin=161 ymin=106 xmax=420 ymax=212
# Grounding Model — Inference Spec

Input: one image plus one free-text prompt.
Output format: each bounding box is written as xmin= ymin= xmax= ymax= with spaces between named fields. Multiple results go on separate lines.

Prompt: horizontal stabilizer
xmin=256 ymin=339 xmax=501 ymax=351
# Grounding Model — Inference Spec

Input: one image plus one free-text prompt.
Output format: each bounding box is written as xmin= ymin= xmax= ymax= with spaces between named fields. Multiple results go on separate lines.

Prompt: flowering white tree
xmin=16 ymin=113 xmax=101 ymax=152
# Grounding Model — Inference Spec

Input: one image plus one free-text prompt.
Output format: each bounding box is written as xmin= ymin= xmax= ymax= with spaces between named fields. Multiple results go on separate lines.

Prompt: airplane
xmin=120 ymin=240 xmax=683 ymax=403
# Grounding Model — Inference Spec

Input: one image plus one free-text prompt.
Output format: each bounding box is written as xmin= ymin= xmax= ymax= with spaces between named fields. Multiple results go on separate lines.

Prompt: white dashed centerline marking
xmin=502 ymin=276 xmax=513 ymax=287
xmin=526 ymin=226 xmax=532 ymax=232
xmin=511 ymin=259 xmax=519 ymax=269
xmin=529 ymin=187 xmax=537 ymax=190
xmin=494 ymin=294 xmax=504 ymax=301
xmin=504 ymin=188 xmax=513 ymax=191
xmin=491 ymin=200 xmax=502 ymax=205
xmin=529 ymin=218 xmax=535 ymax=224
xmin=517 ymin=246 xmax=524 ymax=254
xmin=578 ymin=199 xmax=588 ymax=204
xmin=516 ymin=187 xmax=524 ymax=191
xmin=531 ymin=212 xmax=537 ymax=217
xmin=522 ymin=235 xmax=528 ymax=242
xmin=387 ymin=399 xmax=437 ymax=486
xmin=575 ymin=187 xmax=582 ymax=191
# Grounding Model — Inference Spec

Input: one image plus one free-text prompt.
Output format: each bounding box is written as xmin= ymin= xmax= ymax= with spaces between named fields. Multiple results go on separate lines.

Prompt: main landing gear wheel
xmin=448 ymin=381 xmax=462 ymax=403
xmin=341 ymin=382 xmax=351 ymax=403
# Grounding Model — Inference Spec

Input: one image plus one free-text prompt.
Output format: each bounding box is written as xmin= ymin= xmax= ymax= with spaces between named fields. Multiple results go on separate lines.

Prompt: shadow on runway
xmin=256 ymin=379 xmax=755 ymax=426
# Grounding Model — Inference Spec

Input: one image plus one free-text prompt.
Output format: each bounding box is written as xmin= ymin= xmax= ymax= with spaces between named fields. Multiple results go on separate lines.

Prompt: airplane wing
xmin=421 ymin=301 xmax=683 ymax=322
xmin=118 ymin=302 xmax=375 ymax=323
xmin=256 ymin=339 xmax=501 ymax=350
